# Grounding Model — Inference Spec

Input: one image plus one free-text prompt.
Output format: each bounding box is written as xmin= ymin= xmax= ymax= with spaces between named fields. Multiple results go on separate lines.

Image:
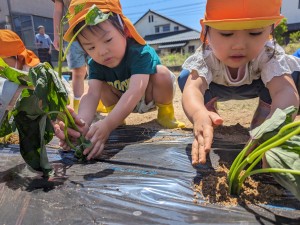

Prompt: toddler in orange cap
xmin=179 ymin=0 xmax=300 ymax=165
xmin=0 ymin=29 xmax=40 ymax=125
xmin=0 ymin=29 xmax=40 ymax=70
xmin=54 ymin=0 xmax=185 ymax=160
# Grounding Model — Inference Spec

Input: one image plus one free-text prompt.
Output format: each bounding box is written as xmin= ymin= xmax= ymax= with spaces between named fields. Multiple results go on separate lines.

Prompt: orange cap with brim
xmin=64 ymin=0 xmax=146 ymax=45
xmin=200 ymin=0 xmax=284 ymax=41
xmin=0 ymin=30 xmax=40 ymax=67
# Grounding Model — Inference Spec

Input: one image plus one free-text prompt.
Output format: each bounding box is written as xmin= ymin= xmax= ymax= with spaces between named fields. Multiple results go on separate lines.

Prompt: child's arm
xmin=78 ymin=79 xmax=103 ymax=126
xmin=53 ymin=0 xmax=64 ymax=50
xmin=267 ymin=74 xmax=299 ymax=118
xmin=182 ymin=71 xmax=223 ymax=165
xmin=83 ymin=74 xmax=149 ymax=160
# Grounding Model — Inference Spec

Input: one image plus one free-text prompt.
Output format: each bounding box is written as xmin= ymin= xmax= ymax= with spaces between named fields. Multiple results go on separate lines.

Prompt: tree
xmin=274 ymin=18 xmax=288 ymax=46
xmin=289 ymin=31 xmax=300 ymax=44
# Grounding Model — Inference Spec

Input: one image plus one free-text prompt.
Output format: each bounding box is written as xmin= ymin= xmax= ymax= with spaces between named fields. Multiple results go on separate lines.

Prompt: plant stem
xmin=228 ymin=140 xmax=257 ymax=192
xmin=57 ymin=16 xmax=64 ymax=78
xmin=229 ymin=120 xmax=300 ymax=195
xmin=247 ymin=122 xmax=300 ymax=164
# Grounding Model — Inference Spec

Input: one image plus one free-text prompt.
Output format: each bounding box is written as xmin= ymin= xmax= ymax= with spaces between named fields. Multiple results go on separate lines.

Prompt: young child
xmin=180 ymin=0 xmax=300 ymax=165
xmin=54 ymin=0 xmax=185 ymax=160
xmin=0 ymin=29 xmax=40 ymax=125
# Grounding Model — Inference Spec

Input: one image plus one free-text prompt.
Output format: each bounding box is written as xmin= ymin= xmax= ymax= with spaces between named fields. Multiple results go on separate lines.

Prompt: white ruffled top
xmin=182 ymin=41 xmax=300 ymax=87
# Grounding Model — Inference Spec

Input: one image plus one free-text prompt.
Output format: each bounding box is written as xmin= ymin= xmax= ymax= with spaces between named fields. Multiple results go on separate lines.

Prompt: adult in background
xmin=35 ymin=25 xmax=54 ymax=68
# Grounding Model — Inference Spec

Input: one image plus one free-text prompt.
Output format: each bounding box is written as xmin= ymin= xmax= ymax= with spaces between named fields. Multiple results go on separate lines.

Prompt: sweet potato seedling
xmin=228 ymin=106 xmax=300 ymax=200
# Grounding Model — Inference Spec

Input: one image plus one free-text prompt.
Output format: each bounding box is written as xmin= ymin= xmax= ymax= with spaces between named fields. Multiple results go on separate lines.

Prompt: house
xmin=281 ymin=0 xmax=300 ymax=37
xmin=0 ymin=0 xmax=54 ymax=52
xmin=134 ymin=10 xmax=201 ymax=55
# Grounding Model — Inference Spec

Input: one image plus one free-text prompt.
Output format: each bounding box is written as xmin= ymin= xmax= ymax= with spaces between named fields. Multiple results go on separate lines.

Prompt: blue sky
xmin=120 ymin=0 xmax=207 ymax=31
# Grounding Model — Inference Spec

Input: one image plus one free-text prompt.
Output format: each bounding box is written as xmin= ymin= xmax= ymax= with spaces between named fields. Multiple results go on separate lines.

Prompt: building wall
xmin=0 ymin=1 xmax=11 ymax=26
xmin=10 ymin=0 xmax=53 ymax=17
xmin=281 ymin=0 xmax=300 ymax=24
xmin=135 ymin=12 xmax=188 ymax=37
xmin=183 ymin=39 xmax=201 ymax=54
xmin=151 ymin=39 xmax=201 ymax=56
xmin=0 ymin=0 xmax=53 ymax=24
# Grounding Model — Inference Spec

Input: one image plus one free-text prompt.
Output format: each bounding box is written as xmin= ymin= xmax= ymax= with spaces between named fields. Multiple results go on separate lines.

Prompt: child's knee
xmin=152 ymin=65 xmax=174 ymax=86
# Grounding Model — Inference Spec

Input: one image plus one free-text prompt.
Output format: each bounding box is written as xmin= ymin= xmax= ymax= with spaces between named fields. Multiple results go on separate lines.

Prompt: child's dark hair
xmin=201 ymin=26 xmax=209 ymax=52
xmin=73 ymin=13 xmax=126 ymax=41
xmin=202 ymin=25 xmax=277 ymax=60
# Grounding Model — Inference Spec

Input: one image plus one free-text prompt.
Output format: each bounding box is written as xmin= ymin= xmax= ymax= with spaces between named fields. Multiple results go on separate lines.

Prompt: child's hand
xmin=83 ymin=119 xmax=112 ymax=160
xmin=191 ymin=111 xmax=223 ymax=165
xmin=53 ymin=106 xmax=87 ymax=150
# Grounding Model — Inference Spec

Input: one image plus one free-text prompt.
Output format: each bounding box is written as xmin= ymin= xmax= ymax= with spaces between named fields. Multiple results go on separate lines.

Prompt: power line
xmin=122 ymin=0 xmax=168 ymax=9
xmin=125 ymin=3 xmax=204 ymax=17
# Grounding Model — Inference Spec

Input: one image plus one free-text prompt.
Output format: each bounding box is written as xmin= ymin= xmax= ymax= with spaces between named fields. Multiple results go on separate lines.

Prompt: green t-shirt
xmin=88 ymin=39 xmax=161 ymax=93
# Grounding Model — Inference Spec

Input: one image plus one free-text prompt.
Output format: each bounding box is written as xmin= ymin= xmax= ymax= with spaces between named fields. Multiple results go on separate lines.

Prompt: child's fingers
xmin=209 ymin=112 xmax=223 ymax=127
xmin=53 ymin=121 xmax=65 ymax=140
xmin=87 ymin=140 xmax=101 ymax=160
xmin=191 ymin=138 xmax=200 ymax=166
xmin=196 ymin=134 xmax=207 ymax=164
xmin=202 ymin=125 xmax=214 ymax=159
xmin=94 ymin=143 xmax=105 ymax=159
xmin=67 ymin=106 xmax=86 ymax=127
xmin=59 ymin=140 xmax=70 ymax=150
xmin=87 ymin=142 xmax=104 ymax=160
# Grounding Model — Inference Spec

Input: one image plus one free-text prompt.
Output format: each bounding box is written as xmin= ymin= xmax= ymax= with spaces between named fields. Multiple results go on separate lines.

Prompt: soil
xmin=193 ymin=163 xmax=284 ymax=206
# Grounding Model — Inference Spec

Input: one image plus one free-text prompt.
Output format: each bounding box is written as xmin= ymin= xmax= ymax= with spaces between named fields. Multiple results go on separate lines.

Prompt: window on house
xmin=299 ymin=0 xmax=300 ymax=8
xmin=162 ymin=24 xmax=170 ymax=32
xmin=174 ymin=26 xmax=179 ymax=31
xmin=155 ymin=26 xmax=159 ymax=33
xmin=188 ymin=45 xmax=195 ymax=53
xmin=148 ymin=15 xmax=154 ymax=23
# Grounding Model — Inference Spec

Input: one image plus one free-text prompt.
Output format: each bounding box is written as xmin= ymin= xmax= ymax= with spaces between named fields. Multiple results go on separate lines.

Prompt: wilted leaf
xmin=0 ymin=58 xmax=32 ymax=86
xmin=85 ymin=5 xmax=111 ymax=26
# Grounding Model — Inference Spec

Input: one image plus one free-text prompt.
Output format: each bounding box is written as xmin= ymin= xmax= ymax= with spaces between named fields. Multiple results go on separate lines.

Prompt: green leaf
xmin=0 ymin=114 xmax=13 ymax=137
xmin=0 ymin=58 xmax=32 ymax=86
xmin=29 ymin=63 xmax=69 ymax=120
xmin=14 ymin=111 xmax=52 ymax=175
xmin=85 ymin=5 xmax=111 ymax=26
xmin=249 ymin=106 xmax=297 ymax=140
xmin=74 ymin=3 xmax=85 ymax=15
xmin=265 ymin=137 xmax=300 ymax=200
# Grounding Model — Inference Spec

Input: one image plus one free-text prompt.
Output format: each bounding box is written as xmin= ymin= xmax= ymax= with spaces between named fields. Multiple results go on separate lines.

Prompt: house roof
xmin=134 ymin=10 xmax=197 ymax=32
xmin=158 ymin=42 xmax=187 ymax=49
xmin=144 ymin=30 xmax=190 ymax=41
xmin=287 ymin=22 xmax=300 ymax=32
xmin=134 ymin=9 xmax=200 ymax=45
xmin=147 ymin=30 xmax=200 ymax=45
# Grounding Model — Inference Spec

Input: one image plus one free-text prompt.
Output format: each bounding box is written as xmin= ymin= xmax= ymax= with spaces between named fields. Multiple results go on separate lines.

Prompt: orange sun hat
xmin=0 ymin=30 xmax=40 ymax=67
xmin=64 ymin=0 xmax=146 ymax=45
xmin=200 ymin=0 xmax=284 ymax=41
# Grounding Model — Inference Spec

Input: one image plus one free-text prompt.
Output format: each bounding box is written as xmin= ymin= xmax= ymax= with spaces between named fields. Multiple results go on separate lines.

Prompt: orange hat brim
xmin=64 ymin=4 xmax=146 ymax=45
xmin=203 ymin=16 xmax=284 ymax=30
xmin=20 ymin=49 xmax=40 ymax=67
xmin=200 ymin=16 xmax=283 ymax=42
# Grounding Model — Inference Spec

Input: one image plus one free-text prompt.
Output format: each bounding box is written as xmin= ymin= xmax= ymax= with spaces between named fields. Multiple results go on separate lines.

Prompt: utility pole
xmin=6 ymin=0 xmax=14 ymax=31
